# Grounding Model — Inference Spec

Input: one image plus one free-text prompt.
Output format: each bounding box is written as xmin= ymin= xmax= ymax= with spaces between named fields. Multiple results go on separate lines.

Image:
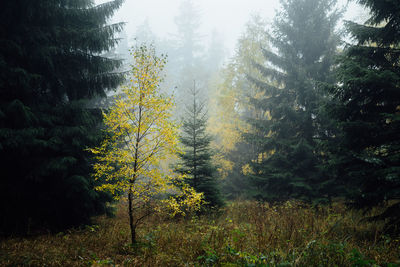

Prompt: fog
xmin=97 ymin=0 xmax=366 ymax=57
xmin=3 ymin=1 xmax=399 ymax=259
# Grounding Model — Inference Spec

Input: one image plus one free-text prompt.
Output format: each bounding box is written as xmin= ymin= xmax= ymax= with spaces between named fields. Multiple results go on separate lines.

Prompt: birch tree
xmin=89 ymin=44 xmax=203 ymax=244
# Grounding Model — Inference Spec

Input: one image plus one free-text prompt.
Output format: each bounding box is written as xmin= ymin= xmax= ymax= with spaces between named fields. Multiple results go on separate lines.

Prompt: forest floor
xmin=1 ymin=201 xmax=400 ymax=266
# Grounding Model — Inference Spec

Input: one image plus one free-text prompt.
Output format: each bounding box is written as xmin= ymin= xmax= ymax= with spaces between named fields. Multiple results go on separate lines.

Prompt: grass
xmin=1 ymin=200 xmax=399 ymax=266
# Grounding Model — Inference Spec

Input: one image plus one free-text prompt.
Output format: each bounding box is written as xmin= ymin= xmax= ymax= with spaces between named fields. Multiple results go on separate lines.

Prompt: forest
xmin=0 ymin=0 xmax=399 ymax=266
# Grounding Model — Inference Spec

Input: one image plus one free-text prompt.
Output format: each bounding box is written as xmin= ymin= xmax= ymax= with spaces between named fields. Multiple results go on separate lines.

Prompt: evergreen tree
xmin=174 ymin=0 xmax=203 ymax=72
xmin=177 ymin=82 xmax=223 ymax=209
xmin=329 ymin=0 xmax=400 ymax=232
xmin=168 ymin=0 xmax=208 ymax=115
xmin=0 ymin=0 xmax=124 ymax=234
xmin=244 ymin=0 xmax=341 ymax=203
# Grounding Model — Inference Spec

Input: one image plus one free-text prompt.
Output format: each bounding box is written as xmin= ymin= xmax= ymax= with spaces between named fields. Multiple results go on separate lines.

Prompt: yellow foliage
xmin=163 ymin=183 xmax=204 ymax=217
xmin=256 ymin=150 xmax=275 ymax=163
xmin=88 ymin=44 xmax=202 ymax=220
xmin=213 ymin=154 xmax=234 ymax=179
xmin=208 ymin=16 xmax=274 ymax=178
xmin=241 ymin=164 xmax=254 ymax=175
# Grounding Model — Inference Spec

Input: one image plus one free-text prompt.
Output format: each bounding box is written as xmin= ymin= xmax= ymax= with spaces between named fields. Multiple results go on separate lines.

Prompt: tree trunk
xmin=128 ymin=187 xmax=136 ymax=244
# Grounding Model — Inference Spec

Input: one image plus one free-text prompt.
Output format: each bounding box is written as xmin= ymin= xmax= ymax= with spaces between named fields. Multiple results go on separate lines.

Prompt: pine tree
xmin=329 ymin=0 xmax=400 ymax=232
xmin=244 ymin=0 xmax=341 ymax=203
xmin=177 ymin=82 xmax=223 ymax=209
xmin=0 ymin=0 xmax=124 ymax=234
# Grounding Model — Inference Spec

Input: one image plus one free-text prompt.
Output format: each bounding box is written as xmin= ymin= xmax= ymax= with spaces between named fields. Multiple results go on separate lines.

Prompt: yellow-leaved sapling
xmin=88 ymin=44 xmax=203 ymax=244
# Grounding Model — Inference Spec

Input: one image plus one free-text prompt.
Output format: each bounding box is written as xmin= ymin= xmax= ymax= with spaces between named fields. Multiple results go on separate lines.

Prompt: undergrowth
xmin=1 ymin=201 xmax=399 ymax=266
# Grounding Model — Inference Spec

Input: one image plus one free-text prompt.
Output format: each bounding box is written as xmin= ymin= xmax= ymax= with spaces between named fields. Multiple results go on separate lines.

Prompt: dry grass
xmin=1 ymin=201 xmax=399 ymax=266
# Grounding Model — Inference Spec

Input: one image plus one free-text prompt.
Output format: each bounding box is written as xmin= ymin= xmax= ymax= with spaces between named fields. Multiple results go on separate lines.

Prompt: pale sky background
xmin=97 ymin=0 xmax=366 ymax=57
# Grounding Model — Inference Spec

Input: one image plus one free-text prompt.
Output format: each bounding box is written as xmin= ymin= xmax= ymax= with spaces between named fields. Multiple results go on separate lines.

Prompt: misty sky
xmin=97 ymin=0 xmax=365 ymax=56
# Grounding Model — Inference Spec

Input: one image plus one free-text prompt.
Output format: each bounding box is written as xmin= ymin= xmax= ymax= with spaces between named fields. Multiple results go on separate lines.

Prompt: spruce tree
xmin=244 ymin=0 xmax=341 ymax=203
xmin=329 ymin=0 xmax=400 ymax=231
xmin=0 ymin=0 xmax=124 ymax=234
xmin=177 ymin=82 xmax=223 ymax=209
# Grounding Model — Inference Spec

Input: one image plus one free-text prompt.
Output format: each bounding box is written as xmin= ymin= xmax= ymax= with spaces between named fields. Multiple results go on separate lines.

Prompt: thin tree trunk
xmin=128 ymin=186 xmax=136 ymax=244
xmin=128 ymin=89 xmax=143 ymax=245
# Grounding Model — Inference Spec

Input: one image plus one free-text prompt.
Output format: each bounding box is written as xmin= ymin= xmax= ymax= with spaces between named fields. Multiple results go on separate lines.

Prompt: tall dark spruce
xmin=329 ymin=0 xmax=400 ymax=232
xmin=244 ymin=0 xmax=341 ymax=203
xmin=177 ymin=83 xmax=223 ymax=209
xmin=0 ymin=0 xmax=124 ymax=234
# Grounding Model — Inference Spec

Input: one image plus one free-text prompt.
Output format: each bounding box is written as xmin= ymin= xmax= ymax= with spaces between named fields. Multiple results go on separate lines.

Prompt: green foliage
xmin=0 ymin=0 xmax=124 ymax=234
xmin=244 ymin=0 xmax=341 ymax=203
xmin=176 ymin=84 xmax=223 ymax=209
xmin=327 ymin=0 xmax=400 ymax=232
xmin=350 ymin=249 xmax=378 ymax=267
